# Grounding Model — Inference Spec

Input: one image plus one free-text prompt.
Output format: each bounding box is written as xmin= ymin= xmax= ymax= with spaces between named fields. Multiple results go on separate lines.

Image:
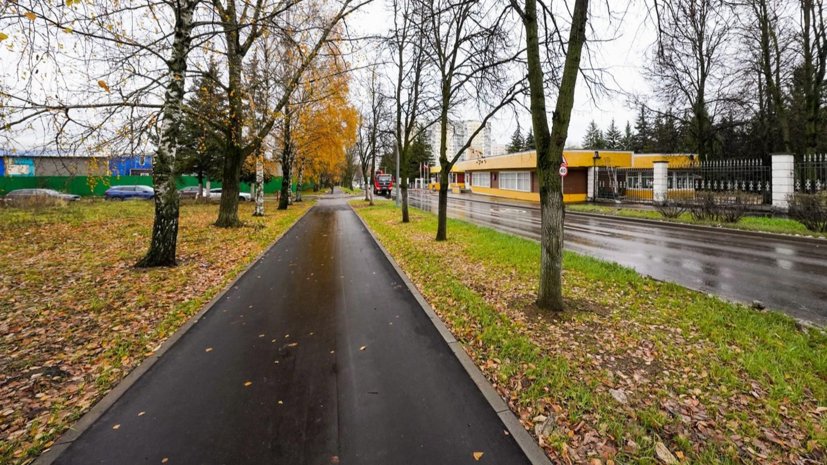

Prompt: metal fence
xmin=596 ymin=158 xmax=772 ymax=206
xmin=669 ymin=158 xmax=772 ymax=206
xmin=795 ymin=154 xmax=826 ymax=193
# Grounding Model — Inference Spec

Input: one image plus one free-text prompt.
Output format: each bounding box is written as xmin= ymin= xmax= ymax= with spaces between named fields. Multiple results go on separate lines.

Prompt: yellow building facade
xmin=427 ymin=150 xmax=694 ymax=203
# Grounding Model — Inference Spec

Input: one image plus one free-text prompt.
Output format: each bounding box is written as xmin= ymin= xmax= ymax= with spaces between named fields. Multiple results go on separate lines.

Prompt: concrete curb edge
xmin=412 ymin=191 xmax=825 ymax=245
xmin=567 ymin=210 xmax=826 ymax=245
xmin=33 ymin=203 xmax=316 ymax=465
xmin=349 ymin=203 xmax=552 ymax=465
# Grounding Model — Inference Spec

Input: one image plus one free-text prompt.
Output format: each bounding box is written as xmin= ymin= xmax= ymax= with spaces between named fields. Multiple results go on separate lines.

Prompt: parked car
xmin=207 ymin=188 xmax=252 ymax=202
xmin=4 ymin=188 xmax=80 ymax=203
xmin=178 ymin=186 xmax=202 ymax=199
xmin=104 ymin=185 xmax=154 ymax=201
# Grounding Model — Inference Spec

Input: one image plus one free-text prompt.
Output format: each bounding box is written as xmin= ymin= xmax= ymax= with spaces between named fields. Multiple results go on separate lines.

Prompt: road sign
xmin=559 ymin=165 xmax=568 ymax=177
xmin=561 ymin=153 xmax=568 ymax=166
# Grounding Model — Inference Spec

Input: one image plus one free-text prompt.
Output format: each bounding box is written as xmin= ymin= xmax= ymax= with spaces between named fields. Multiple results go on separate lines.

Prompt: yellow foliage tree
xmin=292 ymin=38 xmax=358 ymax=197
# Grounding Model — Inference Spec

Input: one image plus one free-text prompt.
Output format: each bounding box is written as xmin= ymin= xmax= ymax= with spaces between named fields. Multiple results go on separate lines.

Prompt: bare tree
xmin=1 ymin=1 xmax=207 ymax=266
xmin=420 ymin=0 xmax=524 ymax=241
xmin=799 ymin=0 xmax=827 ymax=155
xmin=509 ymin=0 xmax=589 ymax=311
xmin=649 ymin=0 xmax=735 ymax=160
xmin=389 ymin=0 xmax=435 ymax=222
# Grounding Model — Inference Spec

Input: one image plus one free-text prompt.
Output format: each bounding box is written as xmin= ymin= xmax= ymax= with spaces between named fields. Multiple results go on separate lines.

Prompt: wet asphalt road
xmin=53 ymin=199 xmax=530 ymax=465
xmin=408 ymin=191 xmax=827 ymax=325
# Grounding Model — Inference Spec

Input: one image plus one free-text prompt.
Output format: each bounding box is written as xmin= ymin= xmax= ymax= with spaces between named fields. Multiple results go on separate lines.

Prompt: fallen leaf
xmin=162 ymin=459 xmax=168 ymax=464
xmin=278 ymin=400 xmax=283 ymax=405
xmin=244 ymin=382 xmax=252 ymax=387
xmin=138 ymin=412 xmax=145 ymax=416
xmin=473 ymin=452 xmax=483 ymax=461
xmin=112 ymin=424 xmax=120 ymax=430
xmin=360 ymin=346 xmax=367 ymax=351
xmin=288 ymin=343 xmax=298 ymax=347
xmin=654 ymin=442 xmax=678 ymax=465
xmin=205 ymin=348 xmax=213 ymax=352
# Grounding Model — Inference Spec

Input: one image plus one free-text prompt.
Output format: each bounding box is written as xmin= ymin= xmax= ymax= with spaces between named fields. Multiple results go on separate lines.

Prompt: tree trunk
xmin=278 ymin=110 xmax=293 ymax=210
xmin=363 ymin=168 xmax=370 ymax=201
xmin=197 ymin=171 xmax=204 ymax=200
xmin=206 ymin=178 xmax=211 ymax=197
xmin=253 ymin=154 xmax=264 ymax=216
xmin=136 ymin=1 xmax=195 ymax=268
xmin=216 ymin=40 xmax=245 ymax=227
xmin=295 ymin=162 xmax=304 ymax=202
xmin=522 ymin=0 xmax=588 ymax=311
xmin=436 ymin=172 xmax=449 ymax=241
xmin=216 ymin=143 xmax=244 ymax=226
xmin=401 ymin=184 xmax=409 ymax=222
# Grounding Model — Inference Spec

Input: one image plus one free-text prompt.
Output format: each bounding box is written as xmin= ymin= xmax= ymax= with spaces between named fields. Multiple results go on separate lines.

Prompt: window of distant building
xmin=500 ymin=171 xmax=530 ymax=192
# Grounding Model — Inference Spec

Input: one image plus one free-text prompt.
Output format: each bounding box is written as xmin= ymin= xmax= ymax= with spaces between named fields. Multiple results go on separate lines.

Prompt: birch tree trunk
xmin=521 ymin=0 xmax=588 ymax=311
xmin=253 ymin=154 xmax=264 ymax=216
xmin=136 ymin=1 xmax=197 ymax=267
xmin=295 ymin=161 xmax=304 ymax=202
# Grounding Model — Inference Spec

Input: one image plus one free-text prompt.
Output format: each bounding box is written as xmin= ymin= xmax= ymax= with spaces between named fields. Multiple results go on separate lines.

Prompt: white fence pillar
xmin=653 ymin=161 xmax=668 ymax=202
xmin=587 ymin=167 xmax=597 ymax=201
xmin=772 ymin=154 xmax=795 ymax=210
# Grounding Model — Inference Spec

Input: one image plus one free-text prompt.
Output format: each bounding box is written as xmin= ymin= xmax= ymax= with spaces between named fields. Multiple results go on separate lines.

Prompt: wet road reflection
xmin=408 ymin=191 xmax=827 ymax=324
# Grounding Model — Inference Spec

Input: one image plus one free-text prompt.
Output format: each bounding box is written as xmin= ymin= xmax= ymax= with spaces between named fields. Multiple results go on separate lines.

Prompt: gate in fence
xmin=795 ymin=154 xmax=826 ymax=194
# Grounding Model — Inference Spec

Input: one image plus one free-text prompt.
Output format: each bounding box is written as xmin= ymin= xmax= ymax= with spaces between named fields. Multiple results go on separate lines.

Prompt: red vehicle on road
xmin=374 ymin=171 xmax=394 ymax=196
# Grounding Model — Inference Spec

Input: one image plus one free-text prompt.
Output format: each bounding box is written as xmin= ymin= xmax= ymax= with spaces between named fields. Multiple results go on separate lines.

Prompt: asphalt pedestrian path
xmin=53 ymin=198 xmax=531 ymax=465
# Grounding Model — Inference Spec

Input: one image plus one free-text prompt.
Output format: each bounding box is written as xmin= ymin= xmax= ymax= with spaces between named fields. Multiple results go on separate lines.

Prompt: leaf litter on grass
xmin=0 ymin=200 xmax=312 ymax=463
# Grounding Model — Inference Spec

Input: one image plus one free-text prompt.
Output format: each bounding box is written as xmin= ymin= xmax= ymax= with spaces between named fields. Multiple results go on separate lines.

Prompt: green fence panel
xmin=0 ymin=176 xmax=309 ymax=196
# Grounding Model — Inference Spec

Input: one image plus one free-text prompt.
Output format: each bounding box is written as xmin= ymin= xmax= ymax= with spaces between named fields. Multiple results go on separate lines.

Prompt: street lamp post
xmin=592 ymin=150 xmax=601 ymax=202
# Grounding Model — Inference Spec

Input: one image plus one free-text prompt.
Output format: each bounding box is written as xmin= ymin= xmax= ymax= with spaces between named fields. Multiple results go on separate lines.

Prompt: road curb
xmin=412 ymin=191 xmax=825 ymax=245
xmin=349 ymin=203 xmax=552 ymax=465
xmin=34 ymin=203 xmax=316 ymax=465
xmin=566 ymin=210 xmax=826 ymax=245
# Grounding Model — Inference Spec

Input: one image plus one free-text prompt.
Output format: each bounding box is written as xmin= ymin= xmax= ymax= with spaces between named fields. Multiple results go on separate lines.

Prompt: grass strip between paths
xmin=353 ymin=199 xmax=826 ymax=465
xmin=566 ymin=204 xmax=826 ymax=239
xmin=0 ymin=200 xmax=313 ymax=464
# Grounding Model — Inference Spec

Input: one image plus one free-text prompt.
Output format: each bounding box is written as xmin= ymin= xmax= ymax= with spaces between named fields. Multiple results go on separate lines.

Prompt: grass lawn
xmin=566 ymin=204 xmax=827 ymax=239
xmin=0 ymin=199 xmax=312 ymax=464
xmin=340 ymin=186 xmax=362 ymax=195
xmin=353 ymin=200 xmax=827 ymax=464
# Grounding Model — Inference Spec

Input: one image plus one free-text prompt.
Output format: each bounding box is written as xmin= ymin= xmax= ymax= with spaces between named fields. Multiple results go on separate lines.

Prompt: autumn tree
xmin=292 ymin=50 xmax=358 ymax=202
xmin=206 ymin=0 xmax=370 ymax=226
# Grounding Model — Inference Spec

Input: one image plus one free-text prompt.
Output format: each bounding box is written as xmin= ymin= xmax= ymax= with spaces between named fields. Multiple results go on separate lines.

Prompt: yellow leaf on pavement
xmin=359 ymin=346 xmax=366 ymax=351
xmin=244 ymin=382 xmax=252 ymax=387
xmin=205 ymin=348 xmax=212 ymax=352
xmin=473 ymin=452 xmax=483 ymax=460
xmin=112 ymin=424 xmax=120 ymax=430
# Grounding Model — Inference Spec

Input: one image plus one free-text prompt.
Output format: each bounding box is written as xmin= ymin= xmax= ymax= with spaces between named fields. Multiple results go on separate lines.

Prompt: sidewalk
xmin=47 ymin=198 xmax=532 ymax=465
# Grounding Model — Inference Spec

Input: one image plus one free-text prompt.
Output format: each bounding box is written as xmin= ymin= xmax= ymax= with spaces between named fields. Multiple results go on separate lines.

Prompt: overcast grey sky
xmin=348 ymin=0 xmax=656 ymax=147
